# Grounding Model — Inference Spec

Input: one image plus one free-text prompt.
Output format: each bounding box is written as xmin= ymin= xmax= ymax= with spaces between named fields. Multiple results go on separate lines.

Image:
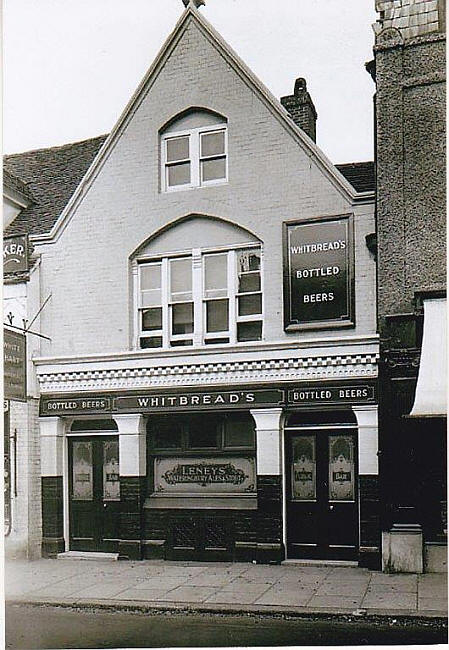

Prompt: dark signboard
xmin=3 ymin=234 xmax=28 ymax=274
xmin=40 ymin=389 xmax=283 ymax=415
xmin=40 ymin=397 xmax=112 ymax=416
xmin=4 ymin=329 xmax=26 ymax=402
xmin=283 ymin=215 xmax=354 ymax=330
xmin=115 ymin=389 xmax=283 ymax=412
xmin=39 ymin=383 xmax=376 ymax=416
xmin=288 ymin=385 xmax=375 ymax=406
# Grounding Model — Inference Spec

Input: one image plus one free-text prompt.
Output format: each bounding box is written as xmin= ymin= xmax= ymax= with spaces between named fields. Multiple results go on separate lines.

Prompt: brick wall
xmin=37 ymin=16 xmax=375 ymax=359
xmin=375 ymin=19 xmax=445 ymax=319
xmin=5 ymin=398 xmax=42 ymax=559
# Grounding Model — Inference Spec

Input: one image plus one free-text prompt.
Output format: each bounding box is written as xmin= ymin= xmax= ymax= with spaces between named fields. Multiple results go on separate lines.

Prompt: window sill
xmin=145 ymin=494 xmax=257 ymax=510
xmin=162 ymin=179 xmax=228 ymax=194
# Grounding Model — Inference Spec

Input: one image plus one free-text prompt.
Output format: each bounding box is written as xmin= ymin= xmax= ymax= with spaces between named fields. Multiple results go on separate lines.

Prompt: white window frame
xmin=136 ymin=244 xmax=263 ymax=350
xmin=162 ymin=124 xmax=228 ymax=192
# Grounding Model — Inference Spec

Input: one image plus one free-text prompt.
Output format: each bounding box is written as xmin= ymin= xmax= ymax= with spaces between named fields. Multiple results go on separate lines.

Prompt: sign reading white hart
xmin=154 ymin=457 xmax=256 ymax=495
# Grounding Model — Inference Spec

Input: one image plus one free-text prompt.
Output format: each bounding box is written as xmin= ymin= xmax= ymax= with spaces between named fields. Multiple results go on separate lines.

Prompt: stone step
xmin=57 ymin=551 xmax=119 ymax=562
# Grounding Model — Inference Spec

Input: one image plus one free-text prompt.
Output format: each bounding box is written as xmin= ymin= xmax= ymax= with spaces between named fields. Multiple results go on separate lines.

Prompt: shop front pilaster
xmin=250 ymin=408 xmax=284 ymax=563
xmin=353 ymin=405 xmax=380 ymax=568
xmin=113 ymin=414 xmax=147 ymax=560
xmin=40 ymin=417 xmax=65 ymax=556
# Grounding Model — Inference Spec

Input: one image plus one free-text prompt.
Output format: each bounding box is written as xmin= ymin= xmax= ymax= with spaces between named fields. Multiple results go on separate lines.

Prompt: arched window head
xmin=160 ymin=109 xmax=228 ymax=192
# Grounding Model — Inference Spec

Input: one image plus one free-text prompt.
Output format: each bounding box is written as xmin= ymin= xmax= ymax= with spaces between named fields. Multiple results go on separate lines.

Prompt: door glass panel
xmin=328 ymin=435 xmax=355 ymax=501
xmin=72 ymin=441 xmax=93 ymax=501
xmin=291 ymin=436 xmax=316 ymax=501
xmin=103 ymin=440 xmax=120 ymax=501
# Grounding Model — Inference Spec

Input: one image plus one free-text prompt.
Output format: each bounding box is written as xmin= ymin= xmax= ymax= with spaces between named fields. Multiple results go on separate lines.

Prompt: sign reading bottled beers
xmin=283 ymin=216 xmax=354 ymax=330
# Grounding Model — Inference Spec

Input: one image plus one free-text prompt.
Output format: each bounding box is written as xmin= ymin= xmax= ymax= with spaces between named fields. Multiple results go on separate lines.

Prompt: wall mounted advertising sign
xmin=3 ymin=234 xmax=28 ymax=274
xmin=154 ymin=457 xmax=256 ymax=495
xmin=4 ymin=329 xmax=26 ymax=402
xmin=283 ymin=215 xmax=354 ymax=330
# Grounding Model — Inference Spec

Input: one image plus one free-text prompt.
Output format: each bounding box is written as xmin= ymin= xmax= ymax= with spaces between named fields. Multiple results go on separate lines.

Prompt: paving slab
xmin=127 ymin=576 xmax=189 ymax=590
xmin=362 ymin=592 xmax=417 ymax=609
xmin=188 ymin=574 xmax=235 ymax=587
xmin=161 ymin=586 xmax=217 ymax=603
xmin=315 ymin=582 xmax=369 ymax=597
xmin=68 ymin=581 xmax=137 ymax=599
xmin=369 ymin=573 xmax=418 ymax=588
xmin=307 ymin=595 xmax=362 ymax=609
xmin=106 ymin=588 xmax=172 ymax=601
xmin=255 ymin=588 xmax=315 ymax=607
xmin=418 ymin=597 xmax=448 ymax=611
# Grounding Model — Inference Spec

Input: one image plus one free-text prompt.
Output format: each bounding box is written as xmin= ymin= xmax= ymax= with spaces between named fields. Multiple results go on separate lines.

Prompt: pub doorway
xmin=68 ymin=420 xmax=121 ymax=553
xmin=285 ymin=410 xmax=358 ymax=560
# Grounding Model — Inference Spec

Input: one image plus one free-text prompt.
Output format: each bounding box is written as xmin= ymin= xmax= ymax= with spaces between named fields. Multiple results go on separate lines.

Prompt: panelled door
xmin=286 ymin=429 xmax=358 ymax=560
xmin=69 ymin=436 xmax=121 ymax=552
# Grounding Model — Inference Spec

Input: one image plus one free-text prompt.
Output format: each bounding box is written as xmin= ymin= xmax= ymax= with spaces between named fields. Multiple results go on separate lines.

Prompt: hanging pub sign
xmin=3 ymin=234 xmax=28 ymax=274
xmin=4 ymin=329 xmax=27 ymax=402
xmin=283 ymin=215 xmax=354 ymax=330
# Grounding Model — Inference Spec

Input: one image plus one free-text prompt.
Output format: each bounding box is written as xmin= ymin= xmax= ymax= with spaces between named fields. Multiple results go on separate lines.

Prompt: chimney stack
xmin=281 ymin=78 xmax=317 ymax=143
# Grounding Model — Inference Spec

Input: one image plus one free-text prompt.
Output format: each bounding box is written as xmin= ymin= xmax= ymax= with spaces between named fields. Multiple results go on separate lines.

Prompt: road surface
xmin=6 ymin=603 xmax=447 ymax=649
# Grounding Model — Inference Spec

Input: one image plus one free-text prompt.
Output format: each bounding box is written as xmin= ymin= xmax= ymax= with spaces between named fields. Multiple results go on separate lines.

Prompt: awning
xmin=409 ymin=297 xmax=447 ymax=417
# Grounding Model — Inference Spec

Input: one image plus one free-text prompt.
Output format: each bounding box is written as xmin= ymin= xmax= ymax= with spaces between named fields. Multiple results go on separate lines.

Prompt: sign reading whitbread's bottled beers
xmin=283 ymin=215 xmax=354 ymax=330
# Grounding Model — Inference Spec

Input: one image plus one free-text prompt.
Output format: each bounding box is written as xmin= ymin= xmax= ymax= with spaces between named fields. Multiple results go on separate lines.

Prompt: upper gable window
xmin=161 ymin=110 xmax=228 ymax=192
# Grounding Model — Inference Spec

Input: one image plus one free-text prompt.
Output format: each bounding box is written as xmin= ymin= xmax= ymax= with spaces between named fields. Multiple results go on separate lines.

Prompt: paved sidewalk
xmin=5 ymin=559 xmax=448 ymax=619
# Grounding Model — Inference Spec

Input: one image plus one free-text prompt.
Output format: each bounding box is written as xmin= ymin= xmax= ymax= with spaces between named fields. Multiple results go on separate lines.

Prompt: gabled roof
xmin=3 ymin=7 xmax=375 ymax=240
xmin=23 ymin=5 xmax=372 ymax=243
xmin=3 ymin=135 xmax=107 ymax=236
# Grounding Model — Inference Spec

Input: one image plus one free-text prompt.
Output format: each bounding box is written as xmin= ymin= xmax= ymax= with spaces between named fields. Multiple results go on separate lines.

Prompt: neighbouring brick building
xmin=4 ymin=3 xmax=380 ymax=565
xmin=371 ymin=0 xmax=446 ymax=572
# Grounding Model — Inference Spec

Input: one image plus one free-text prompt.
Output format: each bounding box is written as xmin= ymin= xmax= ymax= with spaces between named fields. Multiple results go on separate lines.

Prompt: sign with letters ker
xmin=283 ymin=215 xmax=354 ymax=330
xmin=4 ymin=234 xmax=28 ymax=274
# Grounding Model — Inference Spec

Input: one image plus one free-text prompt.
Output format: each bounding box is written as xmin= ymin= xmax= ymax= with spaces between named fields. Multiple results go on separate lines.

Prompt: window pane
xmin=238 ymin=272 xmax=261 ymax=293
xmin=238 ymin=294 xmax=262 ymax=316
xmin=188 ymin=416 xmax=220 ymax=448
xmin=172 ymin=302 xmax=194 ymax=334
xmin=224 ymin=416 xmax=255 ymax=448
xmin=171 ymin=339 xmax=193 ymax=347
xmin=170 ymin=258 xmax=192 ymax=297
xmin=237 ymin=321 xmax=262 ymax=342
xmin=238 ymin=250 xmax=260 ymax=273
xmin=204 ymin=254 xmax=227 ymax=295
xmin=201 ymin=157 xmax=226 ymax=182
xmin=150 ymin=417 xmax=183 ymax=449
xmin=168 ymin=162 xmax=191 ymax=186
xmin=206 ymin=299 xmax=229 ymax=333
xmin=201 ymin=131 xmax=225 ymax=157
xmin=291 ymin=436 xmax=316 ymax=501
xmin=140 ymin=336 xmax=162 ymax=348
xmin=329 ymin=435 xmax=355 ymax=501
xmin=103 ymin=440 xmax=120 ymax=501
xmin=141 ymin=290 xmax=162 ymax=308
xmin=140 ymin=264 xmax=161 ymax=291
xmin=142 ymin=307 xmax=162 ymax=331
xmin=72 ymin=441 xmax=93 ymax=501
xmin=166 ymin=136 xmax=189 ymax=162
xmin=205 ymin=337 xmax=229 ymax=345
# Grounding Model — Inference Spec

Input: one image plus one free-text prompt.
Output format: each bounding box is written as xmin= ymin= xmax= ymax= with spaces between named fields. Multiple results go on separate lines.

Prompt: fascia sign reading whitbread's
xmin=283 ymin=215 xmax=354 ymax=330
xmin=39 ymin=384 xmax=375 ymax=416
